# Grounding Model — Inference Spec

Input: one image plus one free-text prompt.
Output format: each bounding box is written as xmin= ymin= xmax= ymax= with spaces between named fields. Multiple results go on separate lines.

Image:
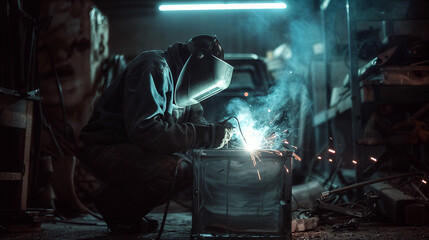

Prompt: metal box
xmin=191 ymin=149 xmax=292 ymax=239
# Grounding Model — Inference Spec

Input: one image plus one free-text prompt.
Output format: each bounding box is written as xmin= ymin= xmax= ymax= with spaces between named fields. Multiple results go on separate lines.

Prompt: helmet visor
xmin=175 ymin=53 xmax=233 ymax=107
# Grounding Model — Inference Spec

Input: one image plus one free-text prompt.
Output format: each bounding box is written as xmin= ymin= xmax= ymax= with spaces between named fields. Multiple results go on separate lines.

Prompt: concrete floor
xmin=1 ymin=203 xmax=429 ymax=240
xmin=1 ymin=212 xmax=192 ymax=240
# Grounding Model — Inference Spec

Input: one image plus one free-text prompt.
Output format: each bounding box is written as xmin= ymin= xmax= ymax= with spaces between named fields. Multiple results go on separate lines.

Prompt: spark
xmin=249 ymin=150 xmax=263 ymax=166
xmin=370 ymin=157 xmax=377 ymax=162
xmin=422 ymin=179 xmax=427 ymax=184
xmin=269 ymin=112 xmax=282 ymax=124
xmin=257 ymin=169 xmax=261 ymax=181
xmin=255 ymin=153 xmax=262 ymax=163
xmin=260 ymin=149 xmax=283 ymax=156
xmin=317 ymin=156 xmax=322 ymax=160
xmin=282 ymin=129 xmax=289 ymax=133
xmin=291 ymin=145 xmax=298 ymax=150
xmin=352 ymin=160 xmax=358 ymax=165
xmin=328 ymin=158 xmax=333 ymax=162
xmin=250 ymin=153 xmax=257 ymax=166
xmin=266 ymin=132 xmax=277 ymax=141
xmin=284 ymin=165 xmax=289 ymax=173
xmin=292 ymin=152 xmax=302 ymax=161
xmin=283 ymin=140 xmax=289 ymax=144
xmin=328 ymin=149 xmax=336 ymax=154
xmin=329 ymin=136 xmax=333 ymax=140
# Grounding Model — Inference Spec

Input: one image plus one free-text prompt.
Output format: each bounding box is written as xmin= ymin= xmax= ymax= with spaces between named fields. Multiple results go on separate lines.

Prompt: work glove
xmin=193 ymin=122 xmax=234 ymax=149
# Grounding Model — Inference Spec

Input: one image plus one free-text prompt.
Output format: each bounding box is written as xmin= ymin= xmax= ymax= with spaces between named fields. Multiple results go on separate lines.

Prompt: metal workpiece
xmin=191 ymin=149 xmax=292 ymax=240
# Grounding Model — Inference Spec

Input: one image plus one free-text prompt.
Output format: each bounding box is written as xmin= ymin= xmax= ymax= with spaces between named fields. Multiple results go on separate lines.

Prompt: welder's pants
xmin=80 ymin=142 xmax=192 ymax=227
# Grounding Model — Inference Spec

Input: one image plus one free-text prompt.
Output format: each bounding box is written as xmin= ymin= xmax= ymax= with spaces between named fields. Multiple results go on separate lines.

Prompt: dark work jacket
xmin=80 ymin=44 xmax=206 ymax=154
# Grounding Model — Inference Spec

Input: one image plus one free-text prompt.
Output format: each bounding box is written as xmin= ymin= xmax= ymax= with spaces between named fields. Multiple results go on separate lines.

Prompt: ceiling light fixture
xmin=159 ymin=2 xmax=287 ymax=11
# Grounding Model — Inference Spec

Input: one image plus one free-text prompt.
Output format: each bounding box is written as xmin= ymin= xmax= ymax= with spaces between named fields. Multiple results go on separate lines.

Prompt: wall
xmin=107 ymin=10 xmax=290 ymax=57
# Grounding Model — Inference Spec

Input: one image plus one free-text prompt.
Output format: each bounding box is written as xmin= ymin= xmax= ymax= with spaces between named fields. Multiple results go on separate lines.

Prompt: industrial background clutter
xmin=0 ymin=0 xmax=428 ymax=240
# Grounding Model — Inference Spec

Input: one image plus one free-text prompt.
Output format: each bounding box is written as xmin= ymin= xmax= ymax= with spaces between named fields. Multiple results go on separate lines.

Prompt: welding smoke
xmin=226 ymin=72 xmax=312 ymax=150
xmin=226 ymin=1 xmax=319 ymax=151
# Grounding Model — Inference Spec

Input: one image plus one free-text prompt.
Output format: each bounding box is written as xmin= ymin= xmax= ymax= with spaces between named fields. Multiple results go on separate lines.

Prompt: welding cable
xmin=47 ymin=50 xmax=73 ymax=141
xmin=16 ymin=0 xmax=36 ymax=22
xmin=156 ymin=161 xmax=180 ymax=240
xmin=38 ymin=102 xmax=64 ymax=156
xmin=321 ymin=171 xmax=425 ymax=199
xmin=222 ymin=116 xmax=248 ymax=145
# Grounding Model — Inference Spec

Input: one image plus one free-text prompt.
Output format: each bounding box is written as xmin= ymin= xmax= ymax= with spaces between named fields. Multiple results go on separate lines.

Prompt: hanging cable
xmin=47 ymin=50 xmax=72 ymax=141
xmin=221 ymin=116 xmax=247 ymax=145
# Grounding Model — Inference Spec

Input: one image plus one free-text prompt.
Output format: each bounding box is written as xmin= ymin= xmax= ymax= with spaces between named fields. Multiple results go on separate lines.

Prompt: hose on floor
xmin=155 ymin=161 xmax=180 ymax=240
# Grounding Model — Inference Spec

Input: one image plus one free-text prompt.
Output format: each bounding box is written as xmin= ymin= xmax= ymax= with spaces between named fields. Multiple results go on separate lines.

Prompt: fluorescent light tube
xmin=159 ymin=2 xmax=287 ymax=11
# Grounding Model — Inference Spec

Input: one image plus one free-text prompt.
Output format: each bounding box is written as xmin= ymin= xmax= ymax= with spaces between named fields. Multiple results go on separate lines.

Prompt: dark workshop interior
xmin=1 ymin=0 xmax=429 ymax=239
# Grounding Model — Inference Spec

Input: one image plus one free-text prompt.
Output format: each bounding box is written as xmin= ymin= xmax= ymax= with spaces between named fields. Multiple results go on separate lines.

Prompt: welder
xmin=79 ymin=35 xmax=234 ymax=233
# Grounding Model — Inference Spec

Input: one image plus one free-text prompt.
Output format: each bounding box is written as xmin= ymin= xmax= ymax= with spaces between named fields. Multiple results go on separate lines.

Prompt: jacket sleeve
xmin=122 ymin=64 xmax=199 ymax=153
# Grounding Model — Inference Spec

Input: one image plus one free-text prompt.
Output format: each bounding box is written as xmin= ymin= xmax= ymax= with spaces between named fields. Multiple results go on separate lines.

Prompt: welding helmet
xmin=175 ymin=35 xmax=233 ymax=107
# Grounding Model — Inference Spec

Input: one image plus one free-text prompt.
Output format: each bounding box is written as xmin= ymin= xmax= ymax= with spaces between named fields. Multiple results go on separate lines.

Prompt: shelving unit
xmin=311 ymin=0 xmax=429 ymax=185
xmin=0 ymin=94 xmax=33 ymax=211
xmin=0 ymin=96 xmax=35 ymax=231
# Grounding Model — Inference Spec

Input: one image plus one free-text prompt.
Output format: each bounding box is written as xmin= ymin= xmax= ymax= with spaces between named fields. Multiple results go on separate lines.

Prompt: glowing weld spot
xmin=317 ymin=156 xmax=322 ymax=160
xmin=422 ymin=179 xmax=427 ymax=184
xmin=328 ymin=159 xmax=333 ymax=162
xmin=244 ymin=92 xmax=249 ymax=97
xmin=328 ymin=149 xmax=336 ymax=154
xmin=352 ymin=160 xmax=358 ymax=165
xmin=370 ymin=157 xmax=377 ymax=162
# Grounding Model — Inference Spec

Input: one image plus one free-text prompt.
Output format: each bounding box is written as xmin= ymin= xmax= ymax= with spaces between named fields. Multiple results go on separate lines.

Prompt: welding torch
xmin=220 ymin=116 xmax=247 ymax=145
